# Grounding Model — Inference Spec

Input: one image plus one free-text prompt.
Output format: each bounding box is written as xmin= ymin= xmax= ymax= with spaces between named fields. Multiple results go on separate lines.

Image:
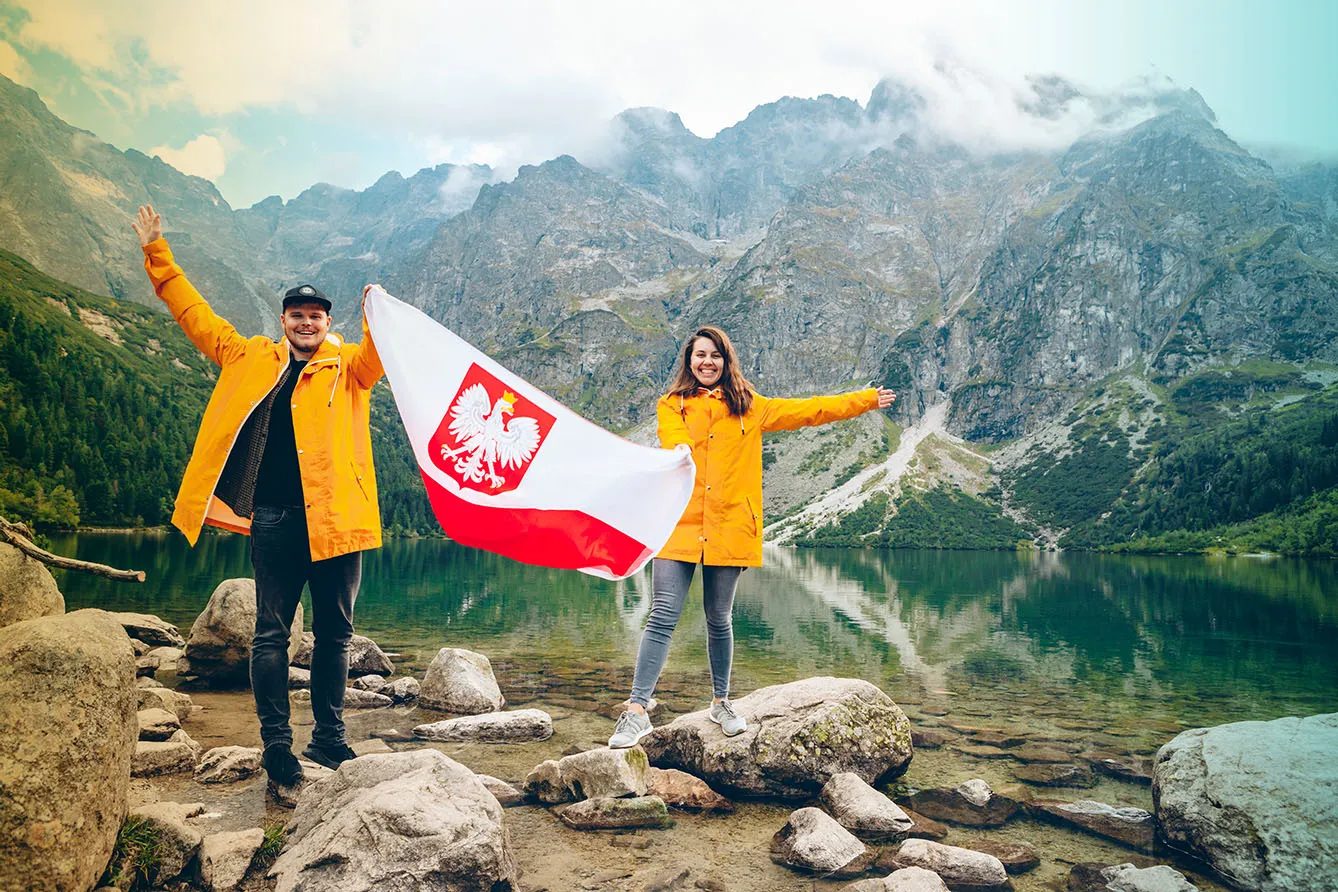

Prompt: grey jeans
xmin=629 ymin=558 xmax=744 ymax=707
xmin=249 ymin=504 xmax=361 ymax=750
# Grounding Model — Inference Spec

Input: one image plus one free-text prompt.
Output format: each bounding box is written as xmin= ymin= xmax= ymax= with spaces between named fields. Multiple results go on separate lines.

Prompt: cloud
xmin=0 ymin=40 xmax=34 ymax=85
xmin=149 ymin=133 xmax=227 ymax=180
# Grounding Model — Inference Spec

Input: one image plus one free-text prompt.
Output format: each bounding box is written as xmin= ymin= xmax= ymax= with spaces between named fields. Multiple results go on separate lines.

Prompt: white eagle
xmin=439 ymin=384 xmax=542 ymax=489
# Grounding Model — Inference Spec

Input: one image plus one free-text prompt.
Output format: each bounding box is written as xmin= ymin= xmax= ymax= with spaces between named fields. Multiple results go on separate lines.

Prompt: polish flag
xmin=363 ymin=285 xmax=695 ymax=579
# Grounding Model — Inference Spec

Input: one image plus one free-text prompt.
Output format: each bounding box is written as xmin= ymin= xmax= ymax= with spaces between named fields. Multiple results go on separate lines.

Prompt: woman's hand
xmin=876 ymin=388 xmax=896 ymax=409
xmin=131 ymin=205 xmax=162 ymax=247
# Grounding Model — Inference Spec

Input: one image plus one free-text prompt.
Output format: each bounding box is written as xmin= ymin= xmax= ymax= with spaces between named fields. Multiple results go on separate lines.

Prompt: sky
xmin=1 ymin=0 xmax=1333 ymax=209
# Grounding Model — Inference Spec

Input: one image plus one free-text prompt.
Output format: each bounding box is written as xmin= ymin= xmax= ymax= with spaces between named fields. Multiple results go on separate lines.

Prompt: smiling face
xmin=280 ymin=303 xmax=330 ymax=358
xmin=689 ymin=336 xmax=724 ymax=388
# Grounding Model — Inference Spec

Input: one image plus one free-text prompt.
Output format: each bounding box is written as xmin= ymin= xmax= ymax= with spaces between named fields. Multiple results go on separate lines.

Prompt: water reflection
xmin=53 ymin=534 xmax=1338 ymax=736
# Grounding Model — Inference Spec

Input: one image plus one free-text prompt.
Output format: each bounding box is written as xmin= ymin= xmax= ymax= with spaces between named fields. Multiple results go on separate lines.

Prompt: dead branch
xmin=0 ymin=516 xmax=146 ymax=582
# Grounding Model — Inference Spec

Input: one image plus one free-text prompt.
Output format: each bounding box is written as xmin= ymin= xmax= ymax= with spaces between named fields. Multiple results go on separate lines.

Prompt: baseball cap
xmin=281 ymin=284 xmax=331 ymax=312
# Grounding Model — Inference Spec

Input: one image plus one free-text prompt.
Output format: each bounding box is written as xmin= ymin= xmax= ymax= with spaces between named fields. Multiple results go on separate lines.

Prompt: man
xmin=133 ymin=205 xmax=383 ymax=797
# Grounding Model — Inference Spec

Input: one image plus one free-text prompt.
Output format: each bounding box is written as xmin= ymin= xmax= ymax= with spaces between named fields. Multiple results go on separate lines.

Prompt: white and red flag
xmin=363 ymin=285 xmax=695 ymax=579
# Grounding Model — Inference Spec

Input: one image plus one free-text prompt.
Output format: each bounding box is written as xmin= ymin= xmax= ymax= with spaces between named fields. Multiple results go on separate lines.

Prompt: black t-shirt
xmin=254 ymin=358 xmax=308 ymax=508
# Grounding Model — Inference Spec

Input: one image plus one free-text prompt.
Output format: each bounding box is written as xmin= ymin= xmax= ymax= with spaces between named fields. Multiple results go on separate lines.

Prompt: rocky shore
xmin=2 ymin=554 xmax=1333 ymax=892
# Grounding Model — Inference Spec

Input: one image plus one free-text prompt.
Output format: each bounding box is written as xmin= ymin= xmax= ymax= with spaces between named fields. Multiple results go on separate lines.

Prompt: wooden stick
xmin=0 ymin=517 xmax=145 ymax=582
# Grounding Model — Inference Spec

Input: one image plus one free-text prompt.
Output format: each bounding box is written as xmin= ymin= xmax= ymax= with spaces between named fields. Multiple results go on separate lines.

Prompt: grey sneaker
xmin=709 ymin=699 xmax=747 ymax=736
xmin=608 ymin=709 xmax=653 ymax=748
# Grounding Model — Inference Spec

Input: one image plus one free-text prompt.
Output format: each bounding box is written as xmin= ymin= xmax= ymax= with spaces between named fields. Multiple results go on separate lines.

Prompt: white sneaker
xmin=608 ymin=710 xmax=653 ymax=748
xmin=709 ymin=699 xmax=747 ymax=736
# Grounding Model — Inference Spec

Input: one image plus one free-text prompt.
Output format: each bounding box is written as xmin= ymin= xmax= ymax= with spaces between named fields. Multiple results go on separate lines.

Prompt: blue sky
xmin=1 ymin=0 xmax=1332 ymax=208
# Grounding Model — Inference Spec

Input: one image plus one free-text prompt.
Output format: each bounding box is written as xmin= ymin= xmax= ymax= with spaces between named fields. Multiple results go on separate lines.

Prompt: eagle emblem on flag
xmin=428 ymin=364 xmax=556 ymax=494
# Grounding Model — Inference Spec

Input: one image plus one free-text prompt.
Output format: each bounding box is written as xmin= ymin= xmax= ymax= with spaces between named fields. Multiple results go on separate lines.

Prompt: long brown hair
xmin=666 ymin=326 xmax=754 ymax=417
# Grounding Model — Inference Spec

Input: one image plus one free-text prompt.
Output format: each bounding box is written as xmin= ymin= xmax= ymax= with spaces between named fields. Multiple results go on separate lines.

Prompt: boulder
xmin=288 ymin=666 xmax=311 ymax=689
xmin=349 ymin=673 xmax=386 ymax=692
xmin=524 ymin=746 xmax=650 ymax=803
xmin=0 ymin=541 xmax=64 ymax=628
xmin=144 ymin=645 xmax=183 ymax=671
xmin=821 ymin=771 xmax=915 ymax=841
xmin=770 ymin=807 xmax=877 ymax=878
xmin=195 ymin=746 xmax=263 ymax=784
xmin=110 ymin=611 xmax=185 ymax=647
xmin=1066 ymin=862 xmax=1199 ymax=891
xmin=137 ymin=707 xmax=181 ymax=741
xmin=477 ymin=775 xmax=525 ymax=807
xmin=137 ymin=686 xmax=195 ymax=722
xmin=882 ymin=839 xmax=1010 ymax=891
xmin=906 ymin=779 xmax=1021 ymax=827
xmin=132 ymin=729 xmax=201 ymax=777
xmin=269 ymin=749 xmax=516 ymax=891
xmin=127 ymin=801 xmax=206 ymax=885
xmin=198 ymin=827 xmax=265 ymax=892
xmin=415 ymin=708 xmax=553 ymax=743
xmin=1090 ymin=757 xmax=1152 ymax=785
xmin=960 ymin=839 xmax=1039 ymax=874
xmin=293 ymin=632 xmax=394 ymax=676
xmin=180 ymin=579 xmax=303 ymax=685
xmin=381 ymin=675 xmax=420 ymax=702
xmin=1032 ymin=800 xmax=1155 ymax=851
xmin=886 ymin=867 xmax=953 ymax=891
xmin=1153 ymin=712 xmax=1338 ymax=892
xmin=643 ymin=677 xmax=913 ymax=799
xmin=558 ymin=796 xmax=670 ymax=830
xmin=0 ymin=609 xmax=136 ymax=892
xmin=419 ymin=647 xmax=505 ymax=714
xmin=911 ymin=728 xmax=956 ymax=749
xmin=646 ymin=767 xmax=733 ymax=812
xmin=341 ymin=688 xmax=393 ymax=708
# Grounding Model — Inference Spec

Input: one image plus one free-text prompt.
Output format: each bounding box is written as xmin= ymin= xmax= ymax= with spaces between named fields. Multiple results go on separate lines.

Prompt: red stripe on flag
xmin=420 ymin=471 xmax=653 ymax=577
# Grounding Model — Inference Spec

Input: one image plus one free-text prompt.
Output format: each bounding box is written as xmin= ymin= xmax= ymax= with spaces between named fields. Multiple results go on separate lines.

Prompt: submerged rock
xmin=270 ymin=749 xmax=516 ymax=891
xmin=414 ymin=708 xmax=553 ymax=743
xmin=1032 ymin=799 xmax=1155 ymax=851
xmin=770 ymin=807 xmax=877 ymax=878
xmin=180 ymin=579 xmax=303 ymax=685
xmin=1153 ymin=712 xmax=1338 ymax=892
xmin=1066 ymin=862 xmax=1199 ymax=891
xmin=559 ymin=796 xmax=670 ymax=830
xmin=0 ymin=609 xmax=137 ymax=892
xmin=960 ymin=838 xmax=1040 ymax=874
xmin=1013 ymin=763 xmax=1096 ymax=787
xmin=821 ymin=771 xmax=915 ymax=841
xmin=419 ymin=647 xmax=505 ymax=714
xmin=906 ymin=779 xmax=1021 ymax=827
xmin=643 ymin=677 xmax=912 ymax=799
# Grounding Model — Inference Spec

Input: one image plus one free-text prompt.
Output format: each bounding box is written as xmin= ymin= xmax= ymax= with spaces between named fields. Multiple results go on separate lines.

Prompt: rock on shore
xmin=180 ymin=579 xmax=303 ymax=685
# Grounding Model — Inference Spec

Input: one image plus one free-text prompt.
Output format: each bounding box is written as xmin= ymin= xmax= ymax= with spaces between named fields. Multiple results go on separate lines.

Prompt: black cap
xmin=282 ymin=284 xmax=331 ymax=312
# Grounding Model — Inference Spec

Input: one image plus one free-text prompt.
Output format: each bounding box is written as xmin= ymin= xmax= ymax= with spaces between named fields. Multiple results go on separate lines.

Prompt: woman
xmin=608 ymin=326 xmax=895 ymax=747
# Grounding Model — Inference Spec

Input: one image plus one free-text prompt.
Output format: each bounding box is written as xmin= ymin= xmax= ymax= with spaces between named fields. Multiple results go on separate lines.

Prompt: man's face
xmin=281 ymin=303 xmax=330 ymax=355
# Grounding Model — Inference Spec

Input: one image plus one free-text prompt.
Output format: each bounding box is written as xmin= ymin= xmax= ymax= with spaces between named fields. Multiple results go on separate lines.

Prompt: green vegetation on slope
xmin=795 ymin=486 xmax=1034 ymax=550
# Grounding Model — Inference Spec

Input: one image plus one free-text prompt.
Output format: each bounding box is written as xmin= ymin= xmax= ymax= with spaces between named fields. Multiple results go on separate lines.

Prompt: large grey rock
xmin=270 ymin=748 xmax=516 ymax=891
xmin=524 ymin=746 xmax=650 ymax=803
xmin=293 ymin=632 xmax=394 ymax=676
xmin=195 ymin=746 xmax=263 ymax=784
xmin=1066 ymin=862 xmax=1200 ymax=892
xmin=1033 ymin=800 xmax=1155 ymax=851
xmin=199 ymin=827 xmax=265 ymax=892
xmin=0 ymin=541 xmax=64 ymax=628
xmin=180 ymin=578 xmax=303 ymax=685
xmin=643 ymin=677 xmax=912 ymax=799
xmin=414 ymin=708 xmax=553 ymax=742
xmin=110 ymin=612 xmax=186 ymax=647
xmin=906 ymin=779 xmax=1021 ymax=827
xmin=132 ymin=729 xmax=201 ymax=777
xmin=0 ymin=609 xmax=137 ymax=892
xmin=822 ymin=771 xmax=915 ymax=841
xmin=558 ymin=796 xmax=670 ymax=830
xmin=419 ymin=647 xmax=505 ymax=714
xmin=882 ymin=839 xmax=1010 ymax=891
xmin=770 ymin=806 xmax=877 ymax=878
xmin=127 ymin=801 xmax=206 ymax=885
xmin=1153 ymin=712 xmax=1338 ymax=892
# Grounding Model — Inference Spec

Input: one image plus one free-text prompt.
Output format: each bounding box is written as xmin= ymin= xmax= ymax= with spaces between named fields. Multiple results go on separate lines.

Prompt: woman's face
xmin=689 ymin=336 xmax=723 ymax=388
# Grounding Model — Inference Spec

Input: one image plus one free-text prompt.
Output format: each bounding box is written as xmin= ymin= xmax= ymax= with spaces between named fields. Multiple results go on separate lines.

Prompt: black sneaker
xmin=262 ymin=743 xmax=304 ymax=787
xmin=302 ymin=741 xmax=358 ymax=770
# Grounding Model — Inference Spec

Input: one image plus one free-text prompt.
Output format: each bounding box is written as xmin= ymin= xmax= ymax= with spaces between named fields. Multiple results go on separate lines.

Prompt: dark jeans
xmin=249 ymin=504 xmax=361 ymax=751
xmin=629 ymin=559 xmax=744 ymax=707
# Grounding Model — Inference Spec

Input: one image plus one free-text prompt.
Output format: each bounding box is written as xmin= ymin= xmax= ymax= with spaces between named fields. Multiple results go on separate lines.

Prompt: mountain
xmin=1 ymin=72 xmax=1336 ymax=554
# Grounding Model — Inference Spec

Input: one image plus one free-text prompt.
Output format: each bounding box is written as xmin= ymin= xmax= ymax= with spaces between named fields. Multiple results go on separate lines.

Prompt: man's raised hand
xmin=876 ymin=388 xmax=896 ymax=409
xmin=132 ymin=205 xmax=162 ymax=247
